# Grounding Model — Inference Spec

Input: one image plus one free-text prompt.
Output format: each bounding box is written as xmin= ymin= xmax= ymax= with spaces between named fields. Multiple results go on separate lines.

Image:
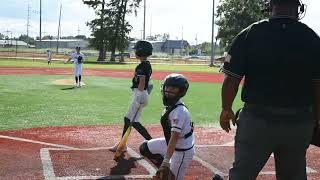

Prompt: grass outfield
xmin=0 ymin=75 xmax=243 ymax=131
xmin=0 ymin=58 xmax=221 ymax=73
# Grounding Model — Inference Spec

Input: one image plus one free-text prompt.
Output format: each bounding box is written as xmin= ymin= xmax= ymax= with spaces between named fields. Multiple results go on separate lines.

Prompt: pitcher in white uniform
xmin=65 ymin=46 xmax=85 ymax=88
xmin=139 ymin=73 xmax=195 ymax=180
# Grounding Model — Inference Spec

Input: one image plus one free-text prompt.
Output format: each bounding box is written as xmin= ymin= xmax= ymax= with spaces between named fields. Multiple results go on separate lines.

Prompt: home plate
xmin=40 ymin=147 xmax=156 ymax=179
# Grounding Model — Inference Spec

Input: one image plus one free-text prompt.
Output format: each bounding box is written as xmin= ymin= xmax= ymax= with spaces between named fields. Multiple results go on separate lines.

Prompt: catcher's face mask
xmin=161 ymin=74 xmax=189 ymax=107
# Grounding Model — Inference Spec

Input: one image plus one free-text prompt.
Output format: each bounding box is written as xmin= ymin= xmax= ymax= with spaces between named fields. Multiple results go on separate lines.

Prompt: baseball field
xmin=0 ymin=58 xmax=319 ymax=180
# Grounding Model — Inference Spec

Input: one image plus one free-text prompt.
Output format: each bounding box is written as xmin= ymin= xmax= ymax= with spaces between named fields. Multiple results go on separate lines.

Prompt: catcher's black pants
xmin=229 ymin=104 xmax=314 ymax=180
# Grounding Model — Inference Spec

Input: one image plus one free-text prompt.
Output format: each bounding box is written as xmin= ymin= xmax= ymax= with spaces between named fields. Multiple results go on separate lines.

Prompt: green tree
xmin=18 ymin=34 xmax=35 ymax=45
xmin=108 ymin=0 xmax=142 ymax=62
xmin=0 ymin=33 xmax=4 ymax=40
xmin=146 ymin=33 xmax=169 ymax=41
xmin=216 ymin=0 xmax=268 ymax=49
xmin=84 ymin=0 xmax=109 ymax=61
xmin=42 ymin=35 xmax=54 ymax=40
xmin=83 ymin=0 xmax=142 ymax=61
xmin=75 ymin=35 xmax=87 ymax=40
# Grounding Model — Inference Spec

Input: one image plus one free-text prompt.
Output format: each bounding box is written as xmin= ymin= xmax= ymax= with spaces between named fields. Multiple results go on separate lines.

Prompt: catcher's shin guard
xmin=139 ymin=141 xmax=163 ymax=167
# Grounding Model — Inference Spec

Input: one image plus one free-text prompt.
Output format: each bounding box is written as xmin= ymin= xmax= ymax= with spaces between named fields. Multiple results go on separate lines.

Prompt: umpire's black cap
xmin=270 ymin=0 xmax=301 ymax=5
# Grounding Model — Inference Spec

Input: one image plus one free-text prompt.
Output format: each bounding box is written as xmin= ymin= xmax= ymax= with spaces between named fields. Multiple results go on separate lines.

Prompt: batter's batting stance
xmin=65 ymin=46 xmax=85 ymax=88
xmin=139 ymin=74 xmax=195 ymax=180
xmin=110 ymin=40 xmax=153 ymax=154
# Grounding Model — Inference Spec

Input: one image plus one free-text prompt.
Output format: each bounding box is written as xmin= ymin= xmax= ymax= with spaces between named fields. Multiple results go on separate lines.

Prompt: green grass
xmin=0 ymin=75 xmax=243 ymax=131
xmin=0 ymin=58 xmax=221 ymax=73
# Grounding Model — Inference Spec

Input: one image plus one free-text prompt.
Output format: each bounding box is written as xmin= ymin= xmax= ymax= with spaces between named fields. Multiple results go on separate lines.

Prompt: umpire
xmin=219 ymin=0 xmax=320 ymax=179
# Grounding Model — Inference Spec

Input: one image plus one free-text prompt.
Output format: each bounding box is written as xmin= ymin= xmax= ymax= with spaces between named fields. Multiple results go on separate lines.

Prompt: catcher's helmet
xmin=161 ymin=73 xmax=189 ymax=106
xmin=133 ymin=40 xmax=153 ymax=57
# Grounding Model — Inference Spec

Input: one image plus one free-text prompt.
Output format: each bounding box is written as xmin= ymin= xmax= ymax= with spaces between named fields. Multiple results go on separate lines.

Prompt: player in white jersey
xmin=47 ymin=49 xmax=52 ymax=65
xmin=139 ymin=73 xmax=195 ymax=180
xmin=65 ymin=46 xmax=85 ymax=88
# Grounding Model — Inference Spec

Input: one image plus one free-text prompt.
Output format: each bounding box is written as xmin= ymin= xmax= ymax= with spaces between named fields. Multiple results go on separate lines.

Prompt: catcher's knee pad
xmin=139 ymin=142 xmax=163 ymax=166
xmin=139 ymin=141 xmax=152 ymax=157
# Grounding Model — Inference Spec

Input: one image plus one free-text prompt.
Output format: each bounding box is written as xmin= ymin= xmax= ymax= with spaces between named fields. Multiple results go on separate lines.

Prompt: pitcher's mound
xmin=53 ymin=79 xmax=86 ymax=86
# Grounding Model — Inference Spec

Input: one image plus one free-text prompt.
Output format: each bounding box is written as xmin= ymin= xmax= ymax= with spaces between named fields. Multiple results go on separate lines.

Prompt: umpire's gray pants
xmin=229 ymin=104 xmax=314 ymax=180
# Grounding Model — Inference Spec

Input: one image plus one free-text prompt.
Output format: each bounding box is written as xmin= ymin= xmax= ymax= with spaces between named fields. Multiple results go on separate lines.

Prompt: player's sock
xmin=132 ymin=122 xmax=152 ymax=140
xmin=121 ymin=117 xmax=131 ymax=137
xmin=75 ymin=76 xmax=78 ymax=84
xmin=79 ymin=75 xmax=81 ymax=83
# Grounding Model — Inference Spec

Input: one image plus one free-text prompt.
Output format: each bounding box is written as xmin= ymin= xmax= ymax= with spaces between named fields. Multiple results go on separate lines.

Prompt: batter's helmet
xmin=133 ymin=40 xmax=153 ymax=57
xmin=161 ymin=74 xmax=189 ymax=106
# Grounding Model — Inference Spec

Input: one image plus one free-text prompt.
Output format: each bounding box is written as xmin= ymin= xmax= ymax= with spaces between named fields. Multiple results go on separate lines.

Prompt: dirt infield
xmin=0 ymin=67 xmax=319 ymax=179
xmin=0 ymin=67 xmax=224 ymax=83
xmin=0 ymin=126 xmax=319 ymax=180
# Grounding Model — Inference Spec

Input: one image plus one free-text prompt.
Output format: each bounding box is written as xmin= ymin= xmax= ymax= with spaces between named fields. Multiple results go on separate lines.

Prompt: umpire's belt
xmin=244 ymin=103 xmax=312 ymax=116
xmin=175 ymin=144 xmax=194 ymax=152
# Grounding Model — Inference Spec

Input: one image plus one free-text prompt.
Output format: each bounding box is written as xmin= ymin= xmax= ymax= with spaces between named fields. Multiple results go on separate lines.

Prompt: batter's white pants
xmin=147 ymin=137 xmax=195 ymax=180
xmin=74 ymin=64 xmax=83 ymax=76
xmin=125 ymin=88 xmax=149 ymax=122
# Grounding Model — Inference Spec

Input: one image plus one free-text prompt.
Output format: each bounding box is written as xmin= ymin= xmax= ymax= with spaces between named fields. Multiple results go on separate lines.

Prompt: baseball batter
xmin=139 ymin=74 xmax=195 ymax=180
xmin=65 ymin=46 xmax=85 ymax=88
xmin=110 ymin=40 xmax=154 ymax=152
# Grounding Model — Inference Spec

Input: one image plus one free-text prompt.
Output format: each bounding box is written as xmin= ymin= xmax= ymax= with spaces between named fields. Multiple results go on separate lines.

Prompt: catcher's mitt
xmin=153 ymin=165 xmax=175 ymax=180
xmin=77 ymin=56 xmax=83 ymax=64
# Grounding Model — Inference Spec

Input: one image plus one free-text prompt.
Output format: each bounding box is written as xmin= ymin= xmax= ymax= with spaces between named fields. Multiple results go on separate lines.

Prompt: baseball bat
xmin=113 ymin=122 xmax=133 ymax=161
xmin=114 ymin=103 xmax=142 ymax=161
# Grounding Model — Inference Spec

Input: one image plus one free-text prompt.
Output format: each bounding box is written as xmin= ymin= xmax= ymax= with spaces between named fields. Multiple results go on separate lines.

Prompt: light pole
xmin=143 ymin=0 xmax=146 ymax=40
xmin=39 ymin=0 xmax=42 ymax=49
xmin=210 ymin=0 xmax=215 ymax=67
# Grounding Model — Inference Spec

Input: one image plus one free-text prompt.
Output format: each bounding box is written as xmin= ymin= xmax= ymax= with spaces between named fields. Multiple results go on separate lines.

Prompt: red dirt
xmin=0 ymin=67 xmax=224 ymax=83
xmin=0 ymin=126 xmax=319 ymax=179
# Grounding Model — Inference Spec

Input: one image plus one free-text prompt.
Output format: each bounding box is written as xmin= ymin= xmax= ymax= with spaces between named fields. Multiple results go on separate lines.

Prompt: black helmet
xmin=133 ymin=40 xmax=153 ymax=57
xmin=161 ymin=74 xmax=189 ymax=106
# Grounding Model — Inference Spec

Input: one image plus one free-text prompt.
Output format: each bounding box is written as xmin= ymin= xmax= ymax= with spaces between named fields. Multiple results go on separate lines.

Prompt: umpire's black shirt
xmin=221 ymin=17 xmax=320 ymax=107
xmin=131 ymin=60 xmax=152 ymax=90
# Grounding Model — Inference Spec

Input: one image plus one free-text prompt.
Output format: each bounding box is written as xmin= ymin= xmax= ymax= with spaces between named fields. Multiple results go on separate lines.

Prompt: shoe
xmin=109 ymin=142 xmax=127 ymax=152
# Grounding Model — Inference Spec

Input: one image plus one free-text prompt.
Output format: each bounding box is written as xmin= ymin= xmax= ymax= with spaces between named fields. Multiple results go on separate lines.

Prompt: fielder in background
xmin=110 ymin=40 xmax=153 ymax=152
xmin=65 ymin=46 xmax=85 ymax=88
xmin=47 ymin=49 xmax=52 ymax=65
xmin=139 ymin=74 xmax=195 ymax=180
xmin=219 ymin=0 xmax=320 ymax=179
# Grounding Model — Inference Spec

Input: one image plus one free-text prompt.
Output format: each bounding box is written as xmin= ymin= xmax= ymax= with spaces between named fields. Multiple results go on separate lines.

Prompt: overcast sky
xmin=0 ymin=0 xmax=319 ymax=44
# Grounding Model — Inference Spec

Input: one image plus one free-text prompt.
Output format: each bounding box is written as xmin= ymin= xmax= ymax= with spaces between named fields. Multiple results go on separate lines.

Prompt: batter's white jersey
xmin=147 ymin=99 xmax=195 ymax=180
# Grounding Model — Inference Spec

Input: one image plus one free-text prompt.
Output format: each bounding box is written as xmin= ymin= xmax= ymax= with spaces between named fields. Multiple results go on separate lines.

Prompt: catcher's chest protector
xmin=160 ymin=104 xmax=185 ymax=144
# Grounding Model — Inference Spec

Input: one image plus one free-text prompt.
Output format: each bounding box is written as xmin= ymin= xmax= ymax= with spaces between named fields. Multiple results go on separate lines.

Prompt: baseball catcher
xmin=139 ymin=74 xmax=195 ymax=180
